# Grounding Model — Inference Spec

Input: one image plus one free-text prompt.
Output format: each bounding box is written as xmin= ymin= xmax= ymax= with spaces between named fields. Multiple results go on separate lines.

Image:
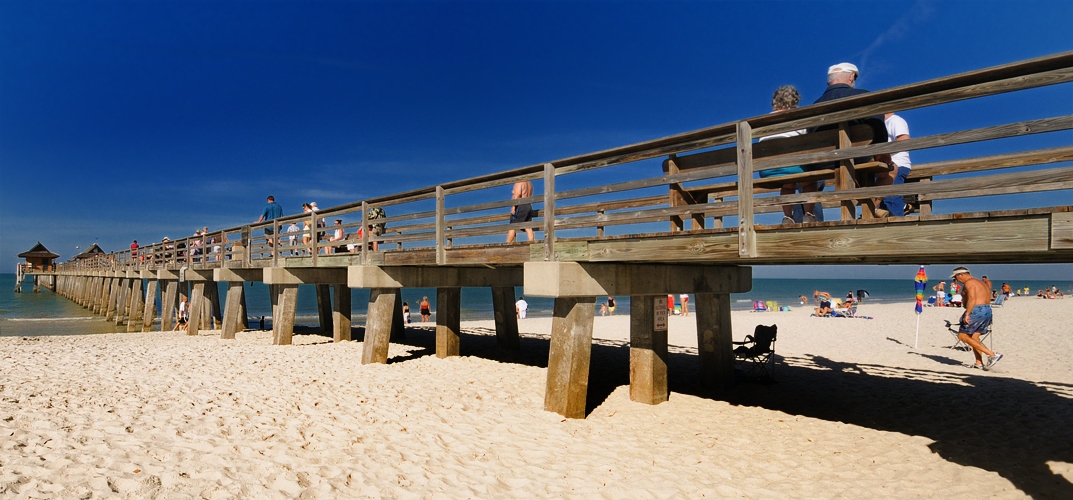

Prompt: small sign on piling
xmin=654 ymin=297 xmax=668 ymax=332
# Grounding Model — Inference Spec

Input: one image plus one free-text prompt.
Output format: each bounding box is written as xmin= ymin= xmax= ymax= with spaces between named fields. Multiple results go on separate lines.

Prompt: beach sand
xmin=2 ymin=298 xmax=1071 ymax=498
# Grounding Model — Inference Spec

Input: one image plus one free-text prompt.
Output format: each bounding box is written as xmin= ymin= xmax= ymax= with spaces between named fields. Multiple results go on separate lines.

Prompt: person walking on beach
xmin=951 ymin=266 xmax=1003 ymax=370
xmin=607 ymin=296 xmax=616 ymax=316
xmin=516 ymin=296 xmax=528 ymax=319
xmin=256 ymin=195 xmax=284 ymax=255
xmin=680 ymin=293 xmax=690 ymax=317
xmin=507 ymin=179 xmax=535 ymax=243
xmin=174 ymin=295 xmax=189 ymax=331
xmin=933 ymin=281 xmax=947 ymax=307
xmin=402 ymin=302 xmax=411 ymax=324
xmin=420 ymin=296 xmax=432 ymax=322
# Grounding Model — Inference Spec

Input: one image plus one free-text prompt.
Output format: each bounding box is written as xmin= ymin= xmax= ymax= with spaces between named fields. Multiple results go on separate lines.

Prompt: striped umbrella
xmin=914 ymin=266 xmax=927 ymax=349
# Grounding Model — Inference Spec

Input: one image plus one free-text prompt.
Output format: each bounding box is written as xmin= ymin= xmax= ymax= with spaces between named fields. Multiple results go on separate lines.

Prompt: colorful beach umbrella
xmin=914 ymin=266 xmax=927 ymax=349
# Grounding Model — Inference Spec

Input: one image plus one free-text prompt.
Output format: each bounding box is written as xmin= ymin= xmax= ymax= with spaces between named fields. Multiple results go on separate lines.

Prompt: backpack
xmin=367 ymin=206 xmax=387 ymax=229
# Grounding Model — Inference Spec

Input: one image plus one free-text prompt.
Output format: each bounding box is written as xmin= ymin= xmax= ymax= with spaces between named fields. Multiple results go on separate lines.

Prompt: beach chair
xmin=944 ymin=319 xmax=993 ymax=351
xmin=992 ymin=293 xmax=1007 ymax=307
xmin=751 ymin=300 xmax=767 ymax=312
xmin=733 ymin=324 xmax=777 ymax=381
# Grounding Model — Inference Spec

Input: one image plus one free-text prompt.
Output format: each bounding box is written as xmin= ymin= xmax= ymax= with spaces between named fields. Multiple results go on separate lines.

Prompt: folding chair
xmin=944 ymin=319 xmax=993 ymax=351
xmin=733 ymin=324 xmax=777 ymax=381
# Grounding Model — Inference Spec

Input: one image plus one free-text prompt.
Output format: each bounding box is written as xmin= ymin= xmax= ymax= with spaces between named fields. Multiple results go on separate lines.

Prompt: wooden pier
xmin=28 ymin=52 xmax=1073 ymax=418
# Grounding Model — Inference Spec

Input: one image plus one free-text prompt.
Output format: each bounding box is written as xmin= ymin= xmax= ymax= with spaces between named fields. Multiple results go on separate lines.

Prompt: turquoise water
xmin=2 ymin=273 xmax=1068 ymax=337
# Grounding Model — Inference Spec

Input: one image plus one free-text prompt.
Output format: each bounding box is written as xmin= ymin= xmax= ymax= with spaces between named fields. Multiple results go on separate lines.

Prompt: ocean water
xmin=2 ymin=273 xmax=1067 ymax=337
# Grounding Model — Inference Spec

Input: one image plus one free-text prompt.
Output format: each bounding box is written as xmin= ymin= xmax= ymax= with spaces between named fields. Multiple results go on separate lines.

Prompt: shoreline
xmin=1 ymin=300 xmax=1071 ymax=497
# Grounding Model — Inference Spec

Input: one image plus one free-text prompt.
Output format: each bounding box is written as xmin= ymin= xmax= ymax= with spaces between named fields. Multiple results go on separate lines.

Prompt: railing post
xmin=836 ymin=122 xmax=857 ymax=220
xmin=242 ymin=226 xmax=251 ymax=267
xmin=436 ymin=186 xmax=445 ymax=265
xmin=597 ymin=209 xmax=605 ymax=238
xmin=272 ymin=219 xmax=280 ymax=267
xmin=736 ymin=121 xmax=756 ymax=258
xmin=361 ymin=201 xmax=369 ymax=265
xmin=542 ymin=163 xmax=556 ymax=261
xmin=311 ymin=211 xmax=319 ymax=266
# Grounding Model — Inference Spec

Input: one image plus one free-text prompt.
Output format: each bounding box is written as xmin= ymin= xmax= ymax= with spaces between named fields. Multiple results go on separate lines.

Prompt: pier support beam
xmin=127 ymin=277 xmax=144 ymax=332
xmin=221 ymin=282 xmax=245 ymax=340
xmin=696 ymin=293 xmax=734 ymax=389
xmin=333 ymin=285 xmax=352 ymax=342
xmin=491 ymin=286 xmax=520 ymax=350
xmin=187 ymin=282 xmax=205 ymax=336
xmin=142 ymin=278 xmax=158 ymax=332
xmin=271 ymin=284 xmax=299 ymax=345
xmin=160 ymin=279 xmax=178 ymax=332
xmin=629 ymin=295 xmax=669 ymax=405
xmin=316 ymin=284 xmax=333 ymax=334
xmin=544 ymin=297 xmax=596 ymax=419
xmin=436 ymin=287 xmax=461 ymax=358
xmin=525 ymin=262 xmax=750 ymax=418
xmin=105 ymin=277 xmax=119 ymax=321
xmin=362 ymin=288 xmax=399 ymax=363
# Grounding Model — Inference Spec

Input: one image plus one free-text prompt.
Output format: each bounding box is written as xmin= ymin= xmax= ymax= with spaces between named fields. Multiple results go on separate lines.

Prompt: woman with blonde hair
xmin=758 ymin=85 xmax=816 ymax=224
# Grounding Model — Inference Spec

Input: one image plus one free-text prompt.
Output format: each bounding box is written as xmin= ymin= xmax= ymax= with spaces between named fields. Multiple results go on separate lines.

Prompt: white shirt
xmin=516 ymin=299 xmax=528 ymax=318
xmin=885 ymin=114 xmax=912 ymax=169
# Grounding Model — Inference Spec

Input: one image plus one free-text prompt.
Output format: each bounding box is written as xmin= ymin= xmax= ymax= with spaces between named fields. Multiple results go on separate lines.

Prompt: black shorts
xmin=510 ymin=204 xmax=533 ymax=223
xmin=264 ymin=228 xmax=275 ymax=235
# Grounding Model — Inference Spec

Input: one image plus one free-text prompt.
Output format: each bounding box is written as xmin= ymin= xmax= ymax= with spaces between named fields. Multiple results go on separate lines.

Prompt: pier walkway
xmin=30 ymin=52 xmax=1073 ymax=418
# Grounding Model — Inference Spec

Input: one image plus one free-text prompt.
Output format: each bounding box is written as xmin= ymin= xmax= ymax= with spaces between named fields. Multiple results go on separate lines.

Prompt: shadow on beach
xmin=358 ymin=324 xmax=1073 ymax=499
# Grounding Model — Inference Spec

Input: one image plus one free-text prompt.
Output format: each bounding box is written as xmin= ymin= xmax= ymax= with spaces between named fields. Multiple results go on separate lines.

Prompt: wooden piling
xmin=491 ymin=286 xmax=520 ymax=350
xmin=629 ymin=295 xmax=669 ymax=405
xmin=544 ymin=296 xmax=595 ymax=419
xmin=362 ymin=288 xmax=398 ymax=364
xmin=127 ymin=278 xmax=144 ymax=332
xmin=142 ymin=279 xmax=157 ymax=332
xmin=221 ymin=282 xmax=244 ymax=340
xmin=316 ymin=284 xmax=333 ymax=334
xmin=271 ymin=284 xmax=299 ymax=345
xmin=436 ymin=287 xmax=461 ymax=358
xmin=161 ymin=280 xmax=178 ymax=331
xmin=695 ymin=293 xmax=734 ymax=389
xmin=332 ymin=284 xmax=352 ymax=342
xmin=187 ymin=282 xmax=205 ymax=336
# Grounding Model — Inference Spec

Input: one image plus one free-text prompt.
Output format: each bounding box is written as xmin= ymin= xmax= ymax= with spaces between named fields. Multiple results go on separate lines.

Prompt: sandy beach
xmin=2 ymin=298 xmax=1071 ymax=498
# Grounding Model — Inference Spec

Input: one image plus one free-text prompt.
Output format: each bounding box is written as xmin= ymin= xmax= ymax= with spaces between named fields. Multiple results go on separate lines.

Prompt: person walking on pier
xmin=507 ymin=179 xmax=535 ymax=243
xmin=256 ymin=195 xmax=284 ymax=255
xmin=951 ymin=266 xmax=1003 ymax=370
xmin=873 ymin=113 xmax=912 ymax=217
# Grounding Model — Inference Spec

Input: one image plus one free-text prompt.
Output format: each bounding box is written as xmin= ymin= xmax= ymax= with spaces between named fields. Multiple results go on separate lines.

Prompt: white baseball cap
xmin=828 ymin=62 xmax=859 ymax=77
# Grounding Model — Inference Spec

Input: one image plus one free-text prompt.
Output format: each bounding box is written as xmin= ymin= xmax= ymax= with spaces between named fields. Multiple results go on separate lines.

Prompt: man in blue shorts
xmin=952 ymin=266 xmax=1003 ymax=370
xmin=256 ymin=195 xmax=284 ymax=255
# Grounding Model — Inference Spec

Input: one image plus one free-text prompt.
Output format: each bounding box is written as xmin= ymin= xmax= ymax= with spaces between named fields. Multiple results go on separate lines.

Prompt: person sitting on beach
xmin=933 ymin=281 xmax=947 ymax=306
xmin=799 ymin=295 xmax=809 ymax=305
xmin=951 ymin=266 xmax=1003 ymax=370
xmin=814 ymin=290 xmax=831 ymax=306
xmin=844 ymin=291 xmax=855 ymax=306
xmin=814 ymin=296 xmax=833 ymax=317
xmin=1001 ymin=282 xmax=1012 ymax=299
xmin=757 ymin=85 xmax=809 ymax=224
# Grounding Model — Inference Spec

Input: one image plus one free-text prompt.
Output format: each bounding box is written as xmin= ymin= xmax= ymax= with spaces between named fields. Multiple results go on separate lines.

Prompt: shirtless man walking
xmin=507 ymin=180 xmax=535 ymax=243
xmin=951 ymin=266 xmax=1003 ymax=370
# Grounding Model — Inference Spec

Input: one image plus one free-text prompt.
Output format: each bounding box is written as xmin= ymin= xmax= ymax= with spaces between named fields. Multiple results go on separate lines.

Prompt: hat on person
xmin=950 ymin=266 xmax=970 ymax=278
xmin=828 ymin=62 xmax=859 ymax=77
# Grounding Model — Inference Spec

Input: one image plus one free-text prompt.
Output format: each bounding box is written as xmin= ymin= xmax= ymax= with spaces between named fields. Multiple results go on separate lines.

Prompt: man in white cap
xmin=950 ymin=266 xmax=1003 ymax=370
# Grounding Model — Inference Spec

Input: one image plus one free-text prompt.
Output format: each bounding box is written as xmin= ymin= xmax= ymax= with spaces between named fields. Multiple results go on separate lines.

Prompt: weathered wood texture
xmin=435 ymin=287 xmax=461 ymax=358
xmin=362 ymin=288 xmax=398 ymax=364
xmin=187 ymin=282 xmax=205 ymax=336
xmin=332 ymin=285 xmax=351 ymax=342
xmin=629 ymin=295 xmax=669 ymax=405
xmin=544 ymin=297 xmax=596 ymax=419
xmin=271 ymin=284 xmax=299 ymax=345
xmin=1053 ymin=212 xmax=1073 ymax=250
xmin=695 ymin=293 xmax=734 ymax=389
xmin=161 ymin=280 xmax=178 ymax=331
xmin=126 ymin=278 xmax=144 ymax=332
xmin=491 ymin=286 xmax=521 ymax=350
xmin=141 ymin=279 xmax=157 ymax=332
xmin=221 ymin=282 xmax=244 ymax=340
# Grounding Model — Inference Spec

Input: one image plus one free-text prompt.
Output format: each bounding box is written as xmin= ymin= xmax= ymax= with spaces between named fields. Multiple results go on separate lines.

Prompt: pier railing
xmin=49 ymin=51 xmax=1073 ymax=272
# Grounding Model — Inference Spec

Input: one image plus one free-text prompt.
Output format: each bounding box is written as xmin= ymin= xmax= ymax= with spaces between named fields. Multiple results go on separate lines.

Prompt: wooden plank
xmin=544 ymin=163 xmax=556 ymax=261
xmin=436 ymin=186 xmax=445 ymax=265
xmin=436 ymin=287 xmax=461 ymax=358
xmin=1053 ymin=212 xmax=1073 ymax=249
xmin=587 ymin=234 xmax=740 ymax=263
xmin=755 ymin=115 xmax=1073 ymax=172
xmin=629 ymin=295 xmax=669 ymax=405
xmin=737 ymin=121 xmax=756 ymax=257
xmin=837 ymin=123 xmax=858 ymax=220
xmin=544 ymin=296 xmax=595 ymax=419
xmin=909 ymin=146 xmax=1073 ymax=179
xmin=532 ymin=241 xmax=589 ymax=262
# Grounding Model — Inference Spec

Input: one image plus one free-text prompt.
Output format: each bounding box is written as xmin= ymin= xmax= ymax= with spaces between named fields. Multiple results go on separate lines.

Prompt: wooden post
xmin=629 ymin=295 xmax=669 ymax=405
xmin=316 ymin=284 xmax=333 ymax=334
xmin=737 ymin=121 xmax=756 ymax=257
xmin=207 ymin=281 xmax=222 ymax=329
xmin=543 ymin=163 xmax=556 ymax=260
xmin=436 ymin=287 xmax=461 ymax=358
xmin=360 ymin=201 xmax=369 ymax=264
xmin=142 ymin=279 xmax=157 ymax=332
xmin=332 ymin=284 xmax=352 ymax=342
xmin=491 ymin=286 xmax=520 ymax=350
xmin=127 ymin=278 xmax=144 ymax=332
xmin=544 ymin=296 xmax=595 ymax=419
xmin=115 ymin=278 xmax=131 ymax=325
xmin=161 ymin=280 xmax=178 ymax=331
xmin=836 ymin=123 xmax=857 ymax=220
xmin=667 ymin=156 xmax=685 ymax=232
xmin=391 ymin=292 xmax=406 ymax=340
xmin=362 ymin=288 xmax=398 ymax=364
xmin=918 ymin=178 xmax=933 ymax=216
xmin=695 ymin=293 xmax=734 ymax=389
xmin=596 ymin=209 xmax=605 ymax=238
xmin=105 ymin=278 xmax=119 ymax=321
xmin=271 ymin=284 xmax=299 ymax=345
xmin=436 ymin=186 xmax=446 ymax=265
xmin=221 ymin=282 xmax=245 ymax=340
xmin=187 ymin=282 xmax=205 ymax=336
xmin=239 ymin=283 xmax=248 ymax=330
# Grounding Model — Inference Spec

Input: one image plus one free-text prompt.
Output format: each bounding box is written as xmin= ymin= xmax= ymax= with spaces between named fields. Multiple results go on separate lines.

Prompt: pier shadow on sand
xmin=292 ymin=323 xmax=1073 ymax=498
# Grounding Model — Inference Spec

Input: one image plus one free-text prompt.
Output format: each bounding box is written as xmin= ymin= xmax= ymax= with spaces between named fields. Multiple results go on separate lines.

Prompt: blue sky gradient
xmin=2 ymin=0 xmax=1071 ymax=280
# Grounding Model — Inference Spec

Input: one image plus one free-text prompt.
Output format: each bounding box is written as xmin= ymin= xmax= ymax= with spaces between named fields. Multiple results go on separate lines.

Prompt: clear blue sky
xmin=2 ymin=0 xmax=1071 ymax=280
